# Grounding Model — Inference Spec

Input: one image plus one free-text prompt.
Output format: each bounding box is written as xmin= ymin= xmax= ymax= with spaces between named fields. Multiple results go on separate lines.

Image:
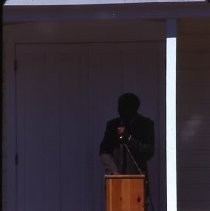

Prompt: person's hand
xmin=112 ymin=171 xmax=120 ymax=175
xmin=105 ymin=171 xmax=120 ymax=175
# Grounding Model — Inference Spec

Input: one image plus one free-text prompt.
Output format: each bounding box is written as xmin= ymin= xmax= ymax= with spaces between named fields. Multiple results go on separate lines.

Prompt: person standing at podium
xmin=99 ymin=93 xmax=154 ymax=175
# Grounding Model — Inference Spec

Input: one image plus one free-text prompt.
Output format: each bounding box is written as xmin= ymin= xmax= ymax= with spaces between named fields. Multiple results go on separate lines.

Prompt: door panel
xmin=16 ymin=42 xmax=164 ymax=211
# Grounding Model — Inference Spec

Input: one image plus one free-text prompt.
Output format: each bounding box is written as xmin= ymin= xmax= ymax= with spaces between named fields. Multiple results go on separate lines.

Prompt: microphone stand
xmin=122 ymin=142 xmax=143 ymax=174
xmin=122 ymin=140 xmax=155 ymax=211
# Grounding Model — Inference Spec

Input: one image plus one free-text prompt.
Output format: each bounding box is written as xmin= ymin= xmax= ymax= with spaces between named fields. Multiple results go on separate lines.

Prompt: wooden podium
xmin=105 ymin=175 xmax=145 ymax=211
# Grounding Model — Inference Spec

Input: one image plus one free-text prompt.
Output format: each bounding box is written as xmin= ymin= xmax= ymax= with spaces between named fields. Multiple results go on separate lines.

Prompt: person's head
xmin=118 ymin=93 xmax=140 ymax=121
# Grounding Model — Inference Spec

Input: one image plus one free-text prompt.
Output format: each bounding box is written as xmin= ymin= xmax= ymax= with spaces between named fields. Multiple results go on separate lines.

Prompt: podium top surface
xmin=105 ymin=174 xmax=145 ymax=179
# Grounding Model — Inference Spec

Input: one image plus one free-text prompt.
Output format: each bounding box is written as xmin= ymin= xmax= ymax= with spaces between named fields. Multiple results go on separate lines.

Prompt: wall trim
xmin=3 ymin=2 xmax=210 ymax=23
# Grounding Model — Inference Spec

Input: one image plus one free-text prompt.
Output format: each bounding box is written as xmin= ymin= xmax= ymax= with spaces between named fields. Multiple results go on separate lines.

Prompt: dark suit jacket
xmin=100 ymin=113 xmax=154 ymax=174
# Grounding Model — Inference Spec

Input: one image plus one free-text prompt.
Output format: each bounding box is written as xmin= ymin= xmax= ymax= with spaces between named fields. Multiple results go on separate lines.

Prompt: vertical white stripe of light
xmin=166 ymin=19 xmax=177 ymax=211
xmin=4 ymin=0 xmax=207 ymax=5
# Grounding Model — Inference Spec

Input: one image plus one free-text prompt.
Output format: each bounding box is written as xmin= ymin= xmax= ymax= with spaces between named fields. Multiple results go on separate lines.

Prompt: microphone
xmin=117 ymin=120 xmax=126 ymax=143
xmin=118 ymin=120 xmax=142 ymax=174
xmin=117 ymin=119 xmax=134 ymax=143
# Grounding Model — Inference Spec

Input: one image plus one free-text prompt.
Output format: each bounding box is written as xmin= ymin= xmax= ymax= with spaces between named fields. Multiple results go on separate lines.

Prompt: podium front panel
xmin=105 ymin=175 xmax=145 ymax=211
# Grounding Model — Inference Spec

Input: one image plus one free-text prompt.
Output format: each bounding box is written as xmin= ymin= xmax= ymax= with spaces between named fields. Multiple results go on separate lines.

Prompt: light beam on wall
xmin=4 ymin=0 xmax=207 ymax=6
xmin=166 ymin=19 xmax=177 ymax=211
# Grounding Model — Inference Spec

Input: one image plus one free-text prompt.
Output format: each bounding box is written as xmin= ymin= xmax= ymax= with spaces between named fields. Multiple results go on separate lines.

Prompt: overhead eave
xmin=3 ymin=2 xmax=210 ymax=23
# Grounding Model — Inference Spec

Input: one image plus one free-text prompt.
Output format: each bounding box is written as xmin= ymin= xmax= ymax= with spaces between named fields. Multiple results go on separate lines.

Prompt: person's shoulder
xmin=136 ymin=114 xmax=154 ymax=125
xmin=107 ymin=117 xmax=121 ymax=125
